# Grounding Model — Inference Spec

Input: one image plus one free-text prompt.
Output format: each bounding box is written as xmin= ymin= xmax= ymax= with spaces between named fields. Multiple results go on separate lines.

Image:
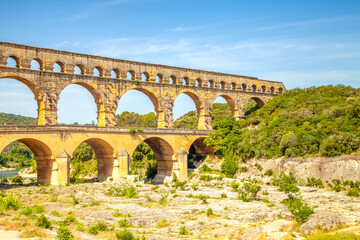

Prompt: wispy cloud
xmin=256 ymin=15 xmax=359 ymax=31
xmin=171 ymin=20 xmax=245 ymax=32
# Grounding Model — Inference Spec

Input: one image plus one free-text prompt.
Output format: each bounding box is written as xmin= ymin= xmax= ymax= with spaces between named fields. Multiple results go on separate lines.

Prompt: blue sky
xmin=0 ymin=0 xmax=359 ymax=124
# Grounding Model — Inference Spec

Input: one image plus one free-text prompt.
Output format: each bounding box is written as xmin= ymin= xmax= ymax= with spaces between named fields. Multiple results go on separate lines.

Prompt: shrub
xmin=36 ymin=214 xmax=52 ymax=229
xmin=306 ymin=177 xmax=324 ymax=188
xmin=134 ymin=79 xmax=141 ymax=86
xmin=254 ymin=163 xmax=263 ymax=171
xmin=116 ymin=229 xmax=135 ymax=240
xmin=264 ymin=169 xmax=274 ymax=176
xmin=51 ymin=210 xmax=61 ymax=217
xmin=32 ymin=204 xmax=45 ymax=213
xmin=200 ymin=164 xmax=212 ymax=172
xmin=76 ymin=223 xmax=84 ymax=231
xmin=87 ymin=225 xmax=99 ymax=235
xmin=221 ymin=193 xmax=227 ymax=198
xmin=200 ymin=174 xmax=213 ymax=181
xmin=347 ymin=188 xmax=360 ymax=197
xmin=206 ymin=208 xmax=213 ymax=216
xmin=129 ymin=128 xmax=137 ymax=135
xmin=239 ymin=166 xmax=248 ymax=173
xmin=19 ymin=206 xmax=33 ymax=216
xmin=2 ymin=195 xmax=22 ymax=210
xmin=56 ymin=226 xmax=73 ymax=240
xmin=179 ymin=226 xmax=188 ymax=235
xmin=11 ymin=175 xmax=23 ymax=185
xmin=231 ymin=181 xmax=240 ymax=191
xmin=285 ymin=195 xmax=313 ymax=223
xmin=271 ymin=171 xmax=299 ymax=193
xmin=220 ymin=155 xmax=238 ymax=178
xmin=118 ymin=218 xmax=128 ymax=227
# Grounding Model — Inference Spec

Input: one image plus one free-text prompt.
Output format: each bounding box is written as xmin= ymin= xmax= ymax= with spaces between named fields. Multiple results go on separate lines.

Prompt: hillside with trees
xmin=206 ymin=85 xmax=360 ymax=163
xmin=0 ymin=112 xmax=37 ymax=125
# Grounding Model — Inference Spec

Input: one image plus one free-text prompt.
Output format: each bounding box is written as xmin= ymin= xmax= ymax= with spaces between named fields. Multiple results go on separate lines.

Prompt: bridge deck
xmin=0 ymin=125 xmax=210 ymax=135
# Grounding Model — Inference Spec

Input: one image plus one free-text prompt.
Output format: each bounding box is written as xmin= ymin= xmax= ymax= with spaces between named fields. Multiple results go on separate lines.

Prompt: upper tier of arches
xmin=3 ymin=54 xmax=284 ymax=94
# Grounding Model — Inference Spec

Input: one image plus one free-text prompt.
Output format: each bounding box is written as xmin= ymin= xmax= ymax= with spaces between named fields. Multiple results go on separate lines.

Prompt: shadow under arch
xmin=249 ymin=96 xmax=265 ymax=108
xmin=187 ymin=137 xmax=215 ymax=169
xmin=71 ymin=137 xmax=115 ymax=181
xmin=142 ymin=137 xmax=174 ymax=176
xmin=0 ymin=76 xmax=43 ymax=125
xmin=1 ymin=138 xmax=54 ymax=185
xmin=58 ymin=82 xmax=105 ymax=126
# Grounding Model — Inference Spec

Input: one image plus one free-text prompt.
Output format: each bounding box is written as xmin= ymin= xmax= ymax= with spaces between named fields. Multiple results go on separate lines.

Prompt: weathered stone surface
xmin=300 ymin=212 xmax=343 ymax=235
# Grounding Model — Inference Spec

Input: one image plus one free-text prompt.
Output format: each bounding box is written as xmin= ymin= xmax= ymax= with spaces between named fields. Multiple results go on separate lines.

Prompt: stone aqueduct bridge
xmin=0 ymin=42 xmax=286 ymax=185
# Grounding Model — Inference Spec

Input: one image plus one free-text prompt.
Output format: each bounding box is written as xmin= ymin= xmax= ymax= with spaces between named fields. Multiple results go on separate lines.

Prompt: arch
xmin=270 ymin=86 xmax=275 ymax=94
xmin=261 ymin=86 xmax=266 ymax=93
xmin=118 ymin=88 xmax=160 ymax=121
xmin=220 ymin=81 xmax=225 ymax=89
xmin=173 ymin=90 xmax=203 ymax=128
xmin=31 ymin=58 xmax=43 ymax=71
xmin=74 ymin=64 xmax=85 ymax=75
xmin=53 ymin=62 xmax=65 ymax=73
xmin=155 ymin=73 xmax=163 ymax=83
xmin=186 ymin=137 xmax=215 ymax=156
xmin=93 ymin=66 xmax=103 ymax=77
xmin=111 ymin=69 xmax=119 ymax=78
xmin=0 ymin=76 xmax=41 ymax=99
xmin=278 ymin=87 xmax=284 ymax=94
xmin=231 ymin=82 xmax=236 ymax=90
xmin=1 ymin=138 xmax=53 ymax=185
xmin=127 ymin=70 xmax=135 ymax=80
xmin=241 ymin=83 xmax=247 ymax=92
xmin=141 ymin=72 xmax=150 ymax=81
xmin=142 ymin=137 xmax=174 ymax=176
xmin=250 ymin=97 xmax=265 ymax=108
xmin=169 ymin=75 xmax=177 ymax=84
xmin=251 ymin=84 xmax=257 ymax=92
xmin=207 ymin=80 xmax=214 ymax=88
xmin=195 ymin=78 xmax=202 ymax=87
xmin=58 ymin=82 xmax=104 ymax=125
xmin=71 ymin=138 xmax=114 ymax=181
xmin=182 ymin=77 xmax=189 ymax=86
xmin=212 ymin=94 xmax=236 ymax=116
xmin=6 ymin=56 xmax=20 ymax=68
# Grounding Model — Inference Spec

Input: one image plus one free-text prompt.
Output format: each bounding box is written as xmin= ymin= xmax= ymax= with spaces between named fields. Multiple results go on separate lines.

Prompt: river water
xmin=0 ymin=168 xmax=22 ymax=179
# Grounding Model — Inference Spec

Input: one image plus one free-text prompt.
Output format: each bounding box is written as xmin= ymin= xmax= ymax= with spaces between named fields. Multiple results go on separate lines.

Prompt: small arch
xmin=241 ymin=83 xmax=247 ymax=92
xmin=74 ymin=65 xmax=84 ymax=75
xmin=261 ymin=86 xmax=267 ymax=93
xmin=31 ymin=59 xmax=43 ymax=71
xmin=111 ymin=69 xmax=119 ymax=78
xmin=187 ymin=137 xmax=215 ymax=159
xmin=155 ymin=73 xmax=163 ymax=83
xmin=6 ymin=56 xmax=20 ymax=68
xmin=220 ymin=81 xmax=225 ymax=89
xmin=173 ymin=90 xmax=203 ymax=129
xmin=182 ymin=77 xmax=189 ymax=86
xmin=93 ymin=66 xmax=103 ymax=77
xmin=278 ymin=87 xmax=284 ymax=94
xmin=270 ymin=86 xmax=275 ymax=94
xmin=195 ymin=78 xmax=202 ymax=87
xmin=53 ymin=62 xmax=64 ymax=73
xmin=231 ymin=82 xmax=236 ymax=90
xmin=169 ymin=76 xmax=177 ymax=84
xmin=212 ymin=94 xmax=236 ymax=116
xmin=141 ymin=72 xmax=150 ymax=81
xmin=127 ymin=70 xmax=135 ymax=80
xmin=252 ymin=84 xmax=257 ymax=92
xmin=250 ymin=97 xmax=265 ymax=108
xmin=207 ymin=80 xmax=214 ymax=88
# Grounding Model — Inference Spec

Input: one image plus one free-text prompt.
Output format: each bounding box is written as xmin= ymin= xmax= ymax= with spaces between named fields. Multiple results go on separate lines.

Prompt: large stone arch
xmin=142 ymin=137 xmax=174 ymax=176
xmin=186 ymin=137 xmax=214 ymax=156
xmin=70 ymin=137 xmax=115 ymax=181
xmin=0 ymin=75 xmax=45 ymax=125
xmin=58 ymin=81 xmax=106 ymax=126
xmin=173 ymin=89 xmax=204 ymax=128
xmin=249 ymin=96 xmax=266 ymax=108
xmin=0 ymin=138 xmax=54 ymax=185
xmin=118 ymin=87 xmax=162 ymax=127
xmin=211 ymin=93 xmax=237 ymax=116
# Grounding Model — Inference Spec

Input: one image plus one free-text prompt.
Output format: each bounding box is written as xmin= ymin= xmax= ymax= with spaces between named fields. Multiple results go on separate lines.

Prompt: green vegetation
xmin=105 ymin=185 xmax=138 ymax=198
xmin=206 ymin=86 xmax=360 ymax=161
xmin=284 ymin=194 xmax=314 ymax=223
xmin=0 ymin=141 xmax=35 ymax=169
xmin=306 ymin=232 xmax=360 ymax=240
xmin=179 ymin=226 xmax=188 ymax=235
xmin=70 ymin=142 xmax=97 ymax=181
xmin=36 ymin=214 xmax=52 ymax=229
xmin=115 ymin=111 xmax=156 ymax=128
xmin=220 ymin=155 xmax=239 ymax=178
xmin=271 ymin=171 xmax=299 ymax=193
xmin=56 ymin=226 xmax=74 ymax=240
xmin=0 ymin=112 xmax=37 ymax=125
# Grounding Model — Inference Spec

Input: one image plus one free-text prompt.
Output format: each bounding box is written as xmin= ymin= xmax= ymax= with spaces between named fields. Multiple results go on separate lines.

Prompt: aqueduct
xmin=0 ymin=42 xmax=286 ymax=185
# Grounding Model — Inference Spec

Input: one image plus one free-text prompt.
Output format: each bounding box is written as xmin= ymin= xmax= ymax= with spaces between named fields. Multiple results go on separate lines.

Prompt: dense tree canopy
xmin=206 ymin=85 xmax=360 ymax=160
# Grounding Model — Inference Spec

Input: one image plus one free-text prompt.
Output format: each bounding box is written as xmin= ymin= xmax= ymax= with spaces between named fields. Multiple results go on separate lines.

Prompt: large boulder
xmin=300 ymin=212 xmax=343 ymax=235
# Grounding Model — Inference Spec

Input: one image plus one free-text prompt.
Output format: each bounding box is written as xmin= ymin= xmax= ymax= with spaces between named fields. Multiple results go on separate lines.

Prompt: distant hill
xmin=0 ymin=112 xmax=37 ymax=125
